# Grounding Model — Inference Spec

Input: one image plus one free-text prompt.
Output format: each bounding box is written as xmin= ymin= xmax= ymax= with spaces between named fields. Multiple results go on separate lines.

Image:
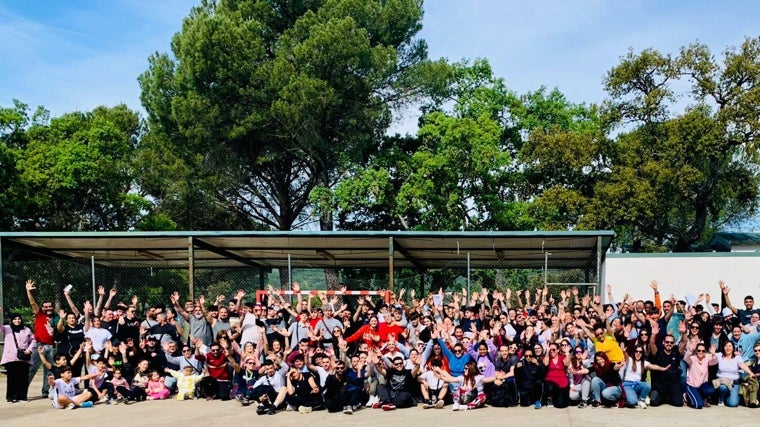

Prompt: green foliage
xmin=0 ymin=101 xmax=152 ymax=231
xmin=139 ymin=0 xmax=434 ymax=231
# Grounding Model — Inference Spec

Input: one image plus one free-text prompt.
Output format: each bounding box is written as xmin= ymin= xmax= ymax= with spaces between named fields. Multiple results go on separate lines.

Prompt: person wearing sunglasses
xmin=515 ymin=349 xmax=546 ymax=408
xmin=683 ymin=342 xmax=717 ymax=408
xmin=648 ymin=323 xmax=686 ymax=407
xmin=622 ymin=345 xmax=669 ymax=408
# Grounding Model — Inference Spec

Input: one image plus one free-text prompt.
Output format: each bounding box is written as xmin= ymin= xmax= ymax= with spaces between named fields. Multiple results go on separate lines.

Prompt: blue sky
xmin=2 ymin=0 xmax=759 ymax=132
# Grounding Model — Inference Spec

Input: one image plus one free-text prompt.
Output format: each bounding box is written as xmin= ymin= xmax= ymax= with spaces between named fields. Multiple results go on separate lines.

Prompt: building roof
xmin=708 ymin=232 xmax=760 ymax=252
xmin=0 ymin=230 xmax=614 ymax=270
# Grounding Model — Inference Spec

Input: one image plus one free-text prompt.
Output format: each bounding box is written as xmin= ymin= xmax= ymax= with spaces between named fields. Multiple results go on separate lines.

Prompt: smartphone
xmin=64 ymin=284 xmax=73 ymax=293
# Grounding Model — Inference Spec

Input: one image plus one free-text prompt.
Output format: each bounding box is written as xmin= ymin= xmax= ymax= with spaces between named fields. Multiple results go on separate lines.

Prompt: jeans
xmin=591 ymin=377 xmax=621 ymax=403
xmin=623 ymin=381 xmax=651 ymax=406
xmin=717 ymin=382 xmax=740 ymax=407
xmin=29 ymin=344 xmax=55 ymax=395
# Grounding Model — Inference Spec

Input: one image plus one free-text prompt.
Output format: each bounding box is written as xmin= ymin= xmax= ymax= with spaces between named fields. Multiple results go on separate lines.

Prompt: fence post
xmin=188 ymin=236 xmax=195 ymax=300
xmin=0 ymin=237 xmax=4 ymax=315
xmin=388 ymin=237 xmax=394 ymax=292
xmin=91 ymin=256 xmax=96 ymax=305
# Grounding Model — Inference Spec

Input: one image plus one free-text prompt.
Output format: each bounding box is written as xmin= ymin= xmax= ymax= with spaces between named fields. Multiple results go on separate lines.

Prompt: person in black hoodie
xmin=515 ymin=347 xmax=546 ymax=408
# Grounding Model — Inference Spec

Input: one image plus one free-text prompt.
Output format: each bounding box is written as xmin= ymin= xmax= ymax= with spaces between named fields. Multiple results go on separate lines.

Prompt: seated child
xmin=166 ymin=366 xmax=205 ymax=400
xmin=146 ymin=370 xmax=171 ymax=400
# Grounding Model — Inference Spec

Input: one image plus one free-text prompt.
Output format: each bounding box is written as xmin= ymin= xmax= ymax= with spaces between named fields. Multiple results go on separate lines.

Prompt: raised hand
xmin=83 ymin=300 xmax=93 ymax=314
xmin=649 ymin=280 xmax=658 ymax=292
xmin=292 ymin=282 xmax=300 ymax=292
xmin=109 ymin=288 xmax=117 ymax=297
xmin=131 ymin=295 xmax=138 ymax=306
xmin=98 ymin=286 xmax=105 ymax=296
xmin=25 ymin=279 xmax=36 ymax=291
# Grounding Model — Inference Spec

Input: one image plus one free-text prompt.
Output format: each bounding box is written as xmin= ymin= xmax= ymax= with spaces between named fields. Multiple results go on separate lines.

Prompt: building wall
xmin=604 ymin=253 xmax=760 ymax=305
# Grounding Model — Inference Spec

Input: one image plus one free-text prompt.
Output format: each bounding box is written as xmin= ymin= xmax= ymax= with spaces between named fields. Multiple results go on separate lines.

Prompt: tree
xmin=138 ymin=0 xmax=436 ymax=232
xmin=527 ymin=39 xmax=760 ymax=251
xmin=596 ymin=39 xmax=760 ymax=251
xmin=10 ymin=104 xmax=152 ymax=231
xmin=322 ymin=59 xmax=540 ymax=231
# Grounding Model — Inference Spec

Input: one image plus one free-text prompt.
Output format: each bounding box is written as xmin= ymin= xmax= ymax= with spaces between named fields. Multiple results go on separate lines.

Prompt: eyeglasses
xmin=574 ymin=350 xmax=583 ymax=354
xmin=663 ymin=341 xmax=675 ymax=344
xmin=634 ymin=350 xmax=643 ymax=353
xmin=561 ymin=343 xmax=570 ymax=347
xmin=182 ymin=349 xmax=191 ymax=353
xmin=690 ymin=326 xmax=700 ymax=330
xmin=754 ymin=349 xmax=760 ymax=353
xmin=696 ymin=349 xmax=706 ymax=353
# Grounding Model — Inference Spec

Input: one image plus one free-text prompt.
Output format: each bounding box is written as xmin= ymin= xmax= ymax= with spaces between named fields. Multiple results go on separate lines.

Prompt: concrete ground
xmin=1 ymin=373 xmax=758 ymax=427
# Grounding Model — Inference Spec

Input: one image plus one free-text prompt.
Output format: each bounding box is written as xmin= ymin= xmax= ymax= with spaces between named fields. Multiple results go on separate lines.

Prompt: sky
xmin=2 ymin=0 xmax=759 ymax=128
xmin=2 ymin=0 xmax=759 ymax=232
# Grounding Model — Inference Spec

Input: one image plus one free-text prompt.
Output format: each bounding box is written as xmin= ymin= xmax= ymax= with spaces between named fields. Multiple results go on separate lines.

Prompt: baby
xmin=166 ymin=366 xmax=205 ymax=401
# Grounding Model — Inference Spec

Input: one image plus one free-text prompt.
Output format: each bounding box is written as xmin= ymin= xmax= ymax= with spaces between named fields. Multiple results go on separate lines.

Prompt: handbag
xmin=12 ymin=330 xmax=32 ymax=361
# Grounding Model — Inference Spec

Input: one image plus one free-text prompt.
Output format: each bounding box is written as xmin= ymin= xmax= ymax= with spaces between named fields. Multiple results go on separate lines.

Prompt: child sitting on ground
xmin=166 ymin=366 xmax=205 ymax=401
xmin=146 ymin=370 xmax=171 ymax=400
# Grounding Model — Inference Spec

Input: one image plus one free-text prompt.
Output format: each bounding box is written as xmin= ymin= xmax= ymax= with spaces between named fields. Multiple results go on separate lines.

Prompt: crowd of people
xmin=3 ymin=278 xmax=760 ymax=414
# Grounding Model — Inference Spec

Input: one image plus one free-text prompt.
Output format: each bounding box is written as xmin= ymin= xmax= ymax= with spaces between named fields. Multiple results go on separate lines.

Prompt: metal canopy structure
xmin=0 ymin=230 xmax=614 ymax=270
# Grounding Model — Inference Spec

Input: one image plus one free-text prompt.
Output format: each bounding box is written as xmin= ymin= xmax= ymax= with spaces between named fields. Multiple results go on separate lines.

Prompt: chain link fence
xmin=1 ymin=247 xmax=600 ymax=323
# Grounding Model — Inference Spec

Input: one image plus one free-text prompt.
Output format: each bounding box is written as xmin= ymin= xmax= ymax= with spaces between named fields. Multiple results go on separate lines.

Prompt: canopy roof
xmin=0 ymin=231 xmax=614 ymax=270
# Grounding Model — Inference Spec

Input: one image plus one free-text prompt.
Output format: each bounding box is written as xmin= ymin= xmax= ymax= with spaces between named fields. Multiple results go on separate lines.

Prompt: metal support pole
xmin=467 ymin=252 xmax=471 ymax=301
xmin=0 ymin=237 xmax=4 ymax=315
xmin=188 ymin=236 xmax=195 ymax=299
xmin=91 ymin=256 xmax=96 ymax=304
xmin=388 ymin=237 xmax=394 ymax=293
xmin=596 ymin=235 xmax=603 ymax=299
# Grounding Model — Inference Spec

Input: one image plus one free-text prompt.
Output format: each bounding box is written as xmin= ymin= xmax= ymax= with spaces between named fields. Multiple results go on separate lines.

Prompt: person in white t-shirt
xmin=48 ymin=366 xmax=101 ymax=409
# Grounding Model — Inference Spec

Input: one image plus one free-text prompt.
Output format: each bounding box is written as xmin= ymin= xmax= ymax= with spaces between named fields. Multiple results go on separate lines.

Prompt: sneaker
xmin=256 ymin=405 xmax=268 ymax=415
xmin=452 ymin=402 xmax=460 ymax=411
xmin=638 ymin=400 xmax=647 ymax=409
xmin=381 ymin=403 xmax=396 ymax=411
xmin=268 ymin=406 xmax=276 ymax=415
xmin=577 ymin=401 xmax=587 ymax=409
xmin=645 ymin=397 xmax=650 ymax=405
xmin=366 ymin=396 xmax=377 ymax=407
xmin=81 ymin=401 xmax=94 ymax=408
xmin=298 ymin=406 xmax=312 ymax=414
xmin=422 ymin=400 xmax=434 ymax=409
xmin=241 ymin=398 xmax=252 ymax=406
xmin=68 ymin=403 xmax=77 ymax=410
xmin=123 ymin=398 xmax=132 ymax=405
xmin=99 ymin=397 xmax=108 ymax=403
xmin=435 ymin=399 xmax=445 ymax=409
xmin=718 ymin=401 xmax=725 ymax=407
xmin=287 ymin=404 xmax=296 ymax=412
xmin=534 ymin=401 xmax=542 ymax=409
xmin=592 ymin=401 xmax=601 ymax=408
xmin=372 ymin=401 xmax=383 ymax=409
xmin=343 ymin=406 xmax=353 ymax=414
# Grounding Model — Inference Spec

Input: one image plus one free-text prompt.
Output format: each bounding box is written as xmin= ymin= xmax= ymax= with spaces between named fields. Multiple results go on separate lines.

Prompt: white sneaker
xmin=286 ymin=404 xmax=296 ymax=411
xmin=298 ymin=406 xmax=312 ymax=414
xmin=452 ymin=402 xmax=460 ymax=411
xmin=638 ymin=400 xmax=647 ymax=409
xmin=343 ymin=406 xmax=353 ymax=414
xmin=645 ymin=397 xmax=650 ymax=405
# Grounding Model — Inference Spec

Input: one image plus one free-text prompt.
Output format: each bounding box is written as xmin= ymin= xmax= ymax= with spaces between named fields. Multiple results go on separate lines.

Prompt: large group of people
xmin=3 ymin=278 xmax=760 ymax=415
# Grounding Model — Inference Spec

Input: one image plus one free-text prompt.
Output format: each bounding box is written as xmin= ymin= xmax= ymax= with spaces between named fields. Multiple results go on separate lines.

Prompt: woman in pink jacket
xmin=1 ymin=307 xmax=37 ymax=402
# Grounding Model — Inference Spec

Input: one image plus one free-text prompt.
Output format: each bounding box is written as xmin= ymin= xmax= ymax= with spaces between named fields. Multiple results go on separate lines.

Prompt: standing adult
xmin=1 ymin=307 xmax=36 ymax=402
xmin=25 ymin=279 xmax=59 ymax=398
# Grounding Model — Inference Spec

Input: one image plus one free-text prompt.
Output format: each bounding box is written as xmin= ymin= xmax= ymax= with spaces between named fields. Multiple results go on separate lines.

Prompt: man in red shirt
xmin=26 ymin=279 xmax=59 ymax=398
xmin=195 ymin=341 xmax=234 ymax=400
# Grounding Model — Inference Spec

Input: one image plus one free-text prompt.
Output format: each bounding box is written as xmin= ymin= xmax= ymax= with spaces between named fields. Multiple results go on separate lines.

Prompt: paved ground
xmin=1 ymin=374 xmax=758 ymax=427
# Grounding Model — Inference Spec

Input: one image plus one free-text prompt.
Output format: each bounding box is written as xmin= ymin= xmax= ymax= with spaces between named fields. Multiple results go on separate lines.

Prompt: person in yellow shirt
xmin=166 ymin=366 xmax=204 ymax=400
xmin=576 ymin=318 xmax=624 ymax=363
